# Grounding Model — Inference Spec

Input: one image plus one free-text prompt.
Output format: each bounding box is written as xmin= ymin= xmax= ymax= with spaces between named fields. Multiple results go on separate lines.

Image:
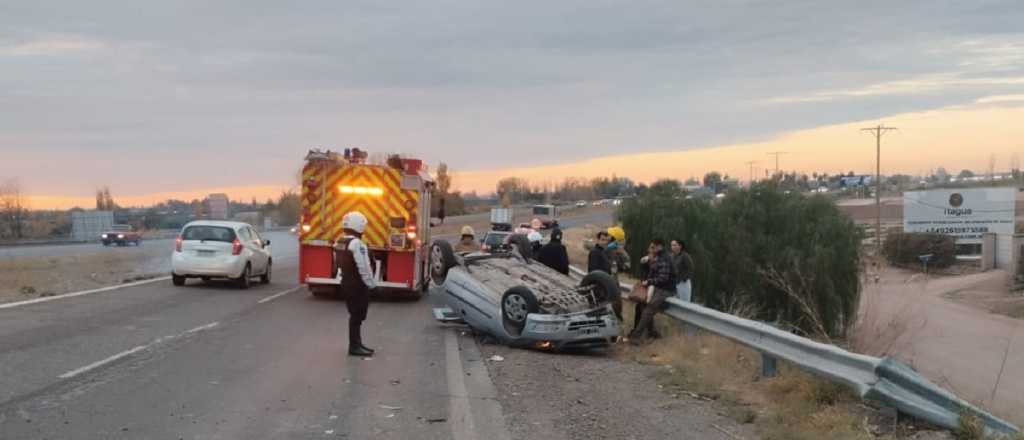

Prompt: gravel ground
xmin=478 ymin=338 xmax=758 ymax=440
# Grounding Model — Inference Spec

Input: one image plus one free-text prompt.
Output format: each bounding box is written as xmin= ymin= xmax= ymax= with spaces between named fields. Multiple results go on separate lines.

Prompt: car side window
xmin=238 ymin=227 xmax=251 ymax=241
xmin=250 ymin=228 xmax=263 ymax=243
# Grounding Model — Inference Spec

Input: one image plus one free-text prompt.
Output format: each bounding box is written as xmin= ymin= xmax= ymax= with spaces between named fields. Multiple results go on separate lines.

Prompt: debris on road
xmin=378 ymin=405 xmax=403 ymax=411
xmin=488 ymin=355 xmax=505 ymax=362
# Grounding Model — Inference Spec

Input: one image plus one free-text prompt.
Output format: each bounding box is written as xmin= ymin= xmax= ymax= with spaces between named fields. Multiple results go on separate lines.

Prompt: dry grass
xmin=0 ymin=247 xmax=169 ymax=304
xmin=614 ymin=310 xmax=940 ymax=440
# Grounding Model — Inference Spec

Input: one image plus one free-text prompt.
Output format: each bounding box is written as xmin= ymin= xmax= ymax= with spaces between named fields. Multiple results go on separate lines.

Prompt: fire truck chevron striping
xmin=298 ymin=149 xmax=434 ymax=296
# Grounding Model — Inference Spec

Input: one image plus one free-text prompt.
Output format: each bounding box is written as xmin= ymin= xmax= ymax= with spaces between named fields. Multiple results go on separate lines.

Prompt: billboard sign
xmin=903 ymin=187 xmax=1017 ymax=244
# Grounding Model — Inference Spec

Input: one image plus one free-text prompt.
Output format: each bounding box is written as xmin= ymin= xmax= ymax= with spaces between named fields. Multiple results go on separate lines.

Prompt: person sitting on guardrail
xmin=629 ymin=239 xmax=677 ymax=342
xmin=537 ymin=228 xmax=569 ymax=275
xmin=670 ymin=239 xmax=693 ymax=302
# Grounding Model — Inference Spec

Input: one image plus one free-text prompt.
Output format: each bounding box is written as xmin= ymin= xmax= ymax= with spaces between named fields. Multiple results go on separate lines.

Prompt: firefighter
xmin=335 ymin=211 xmax=377 ymax=357
xmin=455 ymin=225 xmax=478 ymax=252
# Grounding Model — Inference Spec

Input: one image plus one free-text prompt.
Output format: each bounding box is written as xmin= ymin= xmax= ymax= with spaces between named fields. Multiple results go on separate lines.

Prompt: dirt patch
xmin=939 ymin=270 xmax=1024 ymax=320
xmin=479 ymin=337 xmax=757 ymax=440
xmin=0 ymin=245 xmax=170 ymax=304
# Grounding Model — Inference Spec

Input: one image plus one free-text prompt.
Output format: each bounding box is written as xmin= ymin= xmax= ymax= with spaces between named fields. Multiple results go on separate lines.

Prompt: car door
xmin=243 ymin=227 xmax=269 ymax=273
xmin=250 ymin=228 xmax=271 ymax=272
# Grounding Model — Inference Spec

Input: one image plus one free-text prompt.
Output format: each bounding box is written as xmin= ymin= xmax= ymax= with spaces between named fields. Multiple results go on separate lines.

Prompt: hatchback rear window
xmin=182 ymin=226 xmax=236 ymax=243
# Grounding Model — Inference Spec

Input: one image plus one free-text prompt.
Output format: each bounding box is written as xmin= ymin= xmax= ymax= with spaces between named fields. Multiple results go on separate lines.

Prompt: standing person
xmin=605 ymin=226 xmax=631 ymax=282
xmin=588 ymin=231 xmax=619 ymax=319
xmin=454 ymin=226 xmax=478 ymax=252
xmin=537 ymin=228 xmax=569 ymax=275
xmin=335 ymin=212 xmax=377 ymax=357
xmin=629 ymin=239 xmax=676 ymax=342
xmin=671 ymin=239 xmax=694 ymax=302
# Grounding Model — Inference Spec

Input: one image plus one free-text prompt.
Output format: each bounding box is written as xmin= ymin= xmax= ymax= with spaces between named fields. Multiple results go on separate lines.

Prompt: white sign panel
xmin=903 ymin=187 xmax=1017 ymax=244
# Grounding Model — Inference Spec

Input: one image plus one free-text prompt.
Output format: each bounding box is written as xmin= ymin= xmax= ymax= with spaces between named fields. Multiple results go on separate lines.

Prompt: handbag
xmin=628 ymin=283 xmax=655 ymax=303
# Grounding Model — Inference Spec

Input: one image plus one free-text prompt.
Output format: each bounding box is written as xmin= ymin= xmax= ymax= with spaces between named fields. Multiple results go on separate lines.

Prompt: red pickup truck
xmin=101 ymin=224 xmax=142 ymax=246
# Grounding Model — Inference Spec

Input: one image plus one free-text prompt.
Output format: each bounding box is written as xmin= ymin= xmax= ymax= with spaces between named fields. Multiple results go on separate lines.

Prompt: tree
xmin=957 ymin=169 xmax=975 ymax=179
xmin=684 ymin=177 xmax=700 ymax=186
xmin=0 ymin=179 xmax=28 ymax=239
xmin=274 ymin=191 xmax=301 ymax=226
xmin=95 ymin=186 xmax=116 ymax=210
xmin=703 ymin=172 xmax=723 ymax=193
xmin=435 ymin=163 xmax=452 ymax=196
xmin=934 ymin=167 xmax=950 ymax=183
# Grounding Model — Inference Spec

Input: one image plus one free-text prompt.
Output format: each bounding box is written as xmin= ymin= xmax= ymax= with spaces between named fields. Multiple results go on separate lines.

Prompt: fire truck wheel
xmin=430 ymin=240 xmax=456 ymax=286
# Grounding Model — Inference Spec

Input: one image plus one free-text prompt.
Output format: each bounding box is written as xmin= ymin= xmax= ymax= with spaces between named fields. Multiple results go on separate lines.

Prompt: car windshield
xmin=182 ymin=225 xmax=236 ymax=243
xmin=484 ymin=232 xmax=509 ymax=247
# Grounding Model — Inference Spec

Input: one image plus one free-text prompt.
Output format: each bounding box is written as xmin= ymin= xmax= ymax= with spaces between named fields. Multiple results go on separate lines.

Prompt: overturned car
xmin=430 ymin=235 xmax=621 ymax=351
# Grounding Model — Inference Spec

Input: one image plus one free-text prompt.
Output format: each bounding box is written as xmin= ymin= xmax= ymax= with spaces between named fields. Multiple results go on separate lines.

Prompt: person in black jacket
xmin=629 ymin=239 xmax=677 ymax=342
xmin=537 ymin=228 xmax=570 ymax=275
xmin=588 ymin=231 xmax=620 ymax=319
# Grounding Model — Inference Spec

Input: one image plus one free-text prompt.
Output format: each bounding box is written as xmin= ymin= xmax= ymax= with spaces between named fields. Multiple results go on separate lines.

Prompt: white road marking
xmin=257 ymin=286 xmax=301 ymax=304
xmin=58 ymin=345 xmax=148 ymax=379
xmin=56 ymin=321 xmax=220 ymax=379
xmin=445 ymin=330 xmax=477 ymax=440
xmin=0 ymin=276 xmax=171 ymax=310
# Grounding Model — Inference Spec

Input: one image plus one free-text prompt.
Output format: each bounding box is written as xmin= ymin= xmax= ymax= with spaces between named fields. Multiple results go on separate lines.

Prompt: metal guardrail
xmin=567 ymin=265 xmax=1019 ymax=436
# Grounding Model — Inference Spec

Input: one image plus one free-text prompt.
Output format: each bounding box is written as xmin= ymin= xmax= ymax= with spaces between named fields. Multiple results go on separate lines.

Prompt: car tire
xmin=172 ymin=274 xmax=185 ymax=286
xmin=260 ymin=260 xmax=272 ymax=284
xmin=430 ymin=240 xmax=456 ymax=286
xmin=580 ymin=271 xmax=620 ymax=304
xmin=507 ymin=234 xmax=533 ymax=261
xmin=236 ymin=264 xmax=251 ymax=289
xmin=501 ymin=286 xmax=539 ymax=337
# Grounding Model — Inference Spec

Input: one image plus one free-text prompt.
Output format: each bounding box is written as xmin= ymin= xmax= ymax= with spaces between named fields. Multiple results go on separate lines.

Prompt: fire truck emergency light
xmin=339 ymin=185 xmax=384 ymax=196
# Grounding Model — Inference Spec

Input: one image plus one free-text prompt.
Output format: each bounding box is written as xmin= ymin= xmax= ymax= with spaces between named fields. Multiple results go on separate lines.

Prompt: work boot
xmin=359 ymin=343 xmax=375 ymax=354
xmin=348 ymin=345 xmax=373 ymax=357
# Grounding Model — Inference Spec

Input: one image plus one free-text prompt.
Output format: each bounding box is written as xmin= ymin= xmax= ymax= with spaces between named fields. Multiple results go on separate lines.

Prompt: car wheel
xmin=172 ymin=274 xmax=185 ymax=286
xmin=430 ymin=240 xmax=456 ymax=286
xmin=260 ymin=260 xmax=272 ymax=284
xmin=236 ymin=264 xmax=251 ymax=289
xmin=580 ymin=271 xmax=620 ymax=305
xmin=501 ymin=286 xmax=539 ymax=337
xmin=507 ymin=234 xmax=533 ymax=261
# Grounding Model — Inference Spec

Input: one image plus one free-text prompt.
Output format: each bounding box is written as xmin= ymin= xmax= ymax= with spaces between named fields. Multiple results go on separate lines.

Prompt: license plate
xmin=197 ymin=250 xmax=216 ymax=257
xmin=579 ymin=327 xmax=599 ymax=335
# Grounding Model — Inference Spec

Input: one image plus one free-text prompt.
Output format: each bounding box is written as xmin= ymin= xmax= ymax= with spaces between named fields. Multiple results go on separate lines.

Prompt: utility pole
xmin=745 ymin=161 xmax=758 ymax=185
xmin=767 ymin=151 xmax=788 ymax=176
xmin=861 ymin=124 xmax=897 ymax=256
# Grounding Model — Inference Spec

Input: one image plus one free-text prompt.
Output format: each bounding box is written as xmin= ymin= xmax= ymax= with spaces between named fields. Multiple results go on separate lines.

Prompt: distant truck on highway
xmin=101 ymin=224 xmax=141 ymax=246
xmin=297 ymin=148 xmax=435 ymax=299
xmin=523 ymin=204 xmax=559 ymax=230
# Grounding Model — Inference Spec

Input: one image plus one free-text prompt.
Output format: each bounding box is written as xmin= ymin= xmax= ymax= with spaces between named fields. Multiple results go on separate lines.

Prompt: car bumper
xmin=519 ymin=306 xmax=620 ymax=350
xmin=171 ymin=254 xmax=246 ymax=278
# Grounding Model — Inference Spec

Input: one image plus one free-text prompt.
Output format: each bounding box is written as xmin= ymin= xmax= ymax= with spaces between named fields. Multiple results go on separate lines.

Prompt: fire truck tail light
xmin=339 ymin=185 xmax=384 ymax=196
xmin=302 ymin=224 xmax=311 ymax=232
xmin=406 ymin=231 xmax=417 ymax=240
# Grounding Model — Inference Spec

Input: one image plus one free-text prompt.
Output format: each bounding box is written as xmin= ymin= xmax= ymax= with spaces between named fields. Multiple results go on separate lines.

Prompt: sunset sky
xmin=2 ymin=1 xmax=1023 ymax=209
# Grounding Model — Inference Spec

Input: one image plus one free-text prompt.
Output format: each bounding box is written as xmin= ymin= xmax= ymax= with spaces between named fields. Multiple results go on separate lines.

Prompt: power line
xmin=861 ymin=124 xmax=897 ymax=256
xmin=745 ymin=161 xmax=759 ymax=184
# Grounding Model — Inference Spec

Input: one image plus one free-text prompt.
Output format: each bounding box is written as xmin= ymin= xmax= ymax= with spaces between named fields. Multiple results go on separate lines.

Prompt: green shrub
xmin=882 ymin=232 xmax=956 ymax=269
xmin=618 ymin=181 xmax=863 ymax=340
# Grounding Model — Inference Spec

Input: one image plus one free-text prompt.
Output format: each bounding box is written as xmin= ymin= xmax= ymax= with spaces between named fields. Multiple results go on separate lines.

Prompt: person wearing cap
xmin=454 ymin=225 xmax=478 ymax=252
xmin=335 ymin=211 xmax=377 ymax=357
xmin=537 ymin=228 xmax=569 ymax=275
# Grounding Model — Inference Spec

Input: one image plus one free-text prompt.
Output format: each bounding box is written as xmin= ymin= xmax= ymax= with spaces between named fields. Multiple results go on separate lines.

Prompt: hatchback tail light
xmin=232 ymin=239 xmax=243 ymax=255
xmin=175 ymin=235 xmax=183 ymax=252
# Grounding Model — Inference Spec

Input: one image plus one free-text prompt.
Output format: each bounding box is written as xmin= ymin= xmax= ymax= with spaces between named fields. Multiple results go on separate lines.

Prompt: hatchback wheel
xmin=236 ymin=264 xmax=251 ymax=289
xmin=260 ymin=261 xmax=272 ymax=284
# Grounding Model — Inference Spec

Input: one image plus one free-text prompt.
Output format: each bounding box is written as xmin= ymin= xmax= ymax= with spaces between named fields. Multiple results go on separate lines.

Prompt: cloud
xmin=0 ymin=36 xmax=106 ymax=56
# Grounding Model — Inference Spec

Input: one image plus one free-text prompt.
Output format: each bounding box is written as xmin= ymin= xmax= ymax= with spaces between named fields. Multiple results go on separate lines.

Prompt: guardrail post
xmin=761 ymin=352 xmax=777 ymax=378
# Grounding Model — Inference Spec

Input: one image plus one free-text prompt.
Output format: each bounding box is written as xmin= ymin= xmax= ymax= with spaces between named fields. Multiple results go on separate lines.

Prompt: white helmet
xmin=341 ymin=211 xmax=368 ymax=234
xmin=528 ymin=231 xmax=543 ymax=243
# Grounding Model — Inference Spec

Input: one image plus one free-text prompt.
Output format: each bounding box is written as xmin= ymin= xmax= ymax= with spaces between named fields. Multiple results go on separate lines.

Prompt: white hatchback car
xmin=171 ymin=221 xmax=272 ymax=288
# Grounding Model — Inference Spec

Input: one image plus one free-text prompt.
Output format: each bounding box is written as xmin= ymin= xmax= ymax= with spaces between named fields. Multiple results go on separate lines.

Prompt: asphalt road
xmin=0 ymin=248 xmax=509 ymax=439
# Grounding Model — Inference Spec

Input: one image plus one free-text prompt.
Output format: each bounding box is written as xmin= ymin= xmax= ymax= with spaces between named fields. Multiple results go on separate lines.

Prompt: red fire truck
xmin=298 ymin=149 xmax=434 ymax=298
